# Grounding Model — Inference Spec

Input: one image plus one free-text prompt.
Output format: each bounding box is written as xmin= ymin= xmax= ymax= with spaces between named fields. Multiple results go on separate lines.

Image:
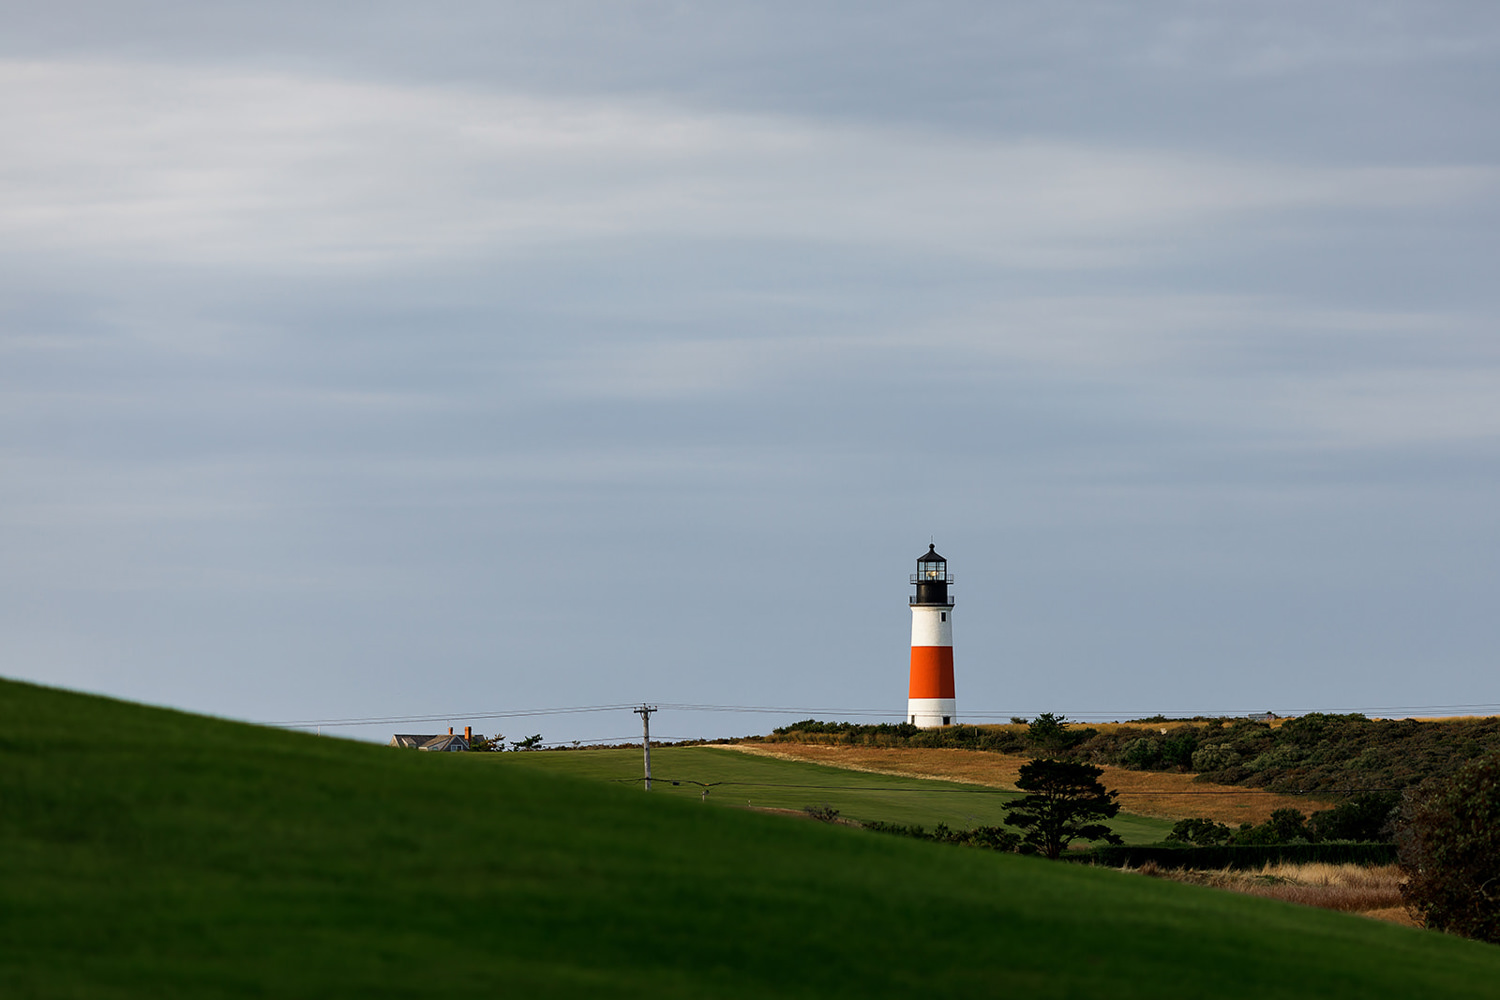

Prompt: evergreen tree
xmin=1003 ymin=759 xmax=1123 ymax=859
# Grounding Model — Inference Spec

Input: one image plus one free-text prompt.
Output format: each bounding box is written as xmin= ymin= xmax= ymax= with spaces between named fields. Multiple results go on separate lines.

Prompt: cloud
xmin=1135 ymin=4 xmax=1500 ymax=77
xmin=4 ymin=58 xmax=1493 ymax=271
xmin=515 ymin=288 xmax=1500 ymax=454
xmin=917 ymin=295 xmax=1500 ymax=448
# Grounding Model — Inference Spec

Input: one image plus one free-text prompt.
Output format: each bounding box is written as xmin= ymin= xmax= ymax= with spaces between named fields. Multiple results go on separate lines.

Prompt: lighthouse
xmin=907 ymin=543 xmax=956 ymax=727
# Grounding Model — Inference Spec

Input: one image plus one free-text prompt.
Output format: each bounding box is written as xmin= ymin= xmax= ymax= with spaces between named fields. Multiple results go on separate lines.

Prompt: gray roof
xmin=390 ymin=733 xmax=472 ymax=750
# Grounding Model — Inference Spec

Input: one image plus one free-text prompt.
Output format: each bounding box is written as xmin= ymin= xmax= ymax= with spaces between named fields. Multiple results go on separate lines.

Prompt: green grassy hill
xmin=502 ymin=745 xmax=1175 ymax=843
xmin=3 ymin=677 xmax=1498 ymax=998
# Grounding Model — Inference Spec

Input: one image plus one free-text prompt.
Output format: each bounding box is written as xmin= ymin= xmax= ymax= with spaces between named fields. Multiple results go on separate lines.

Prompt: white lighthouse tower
xmin=907 ymin=544 xmax=956 ymax=727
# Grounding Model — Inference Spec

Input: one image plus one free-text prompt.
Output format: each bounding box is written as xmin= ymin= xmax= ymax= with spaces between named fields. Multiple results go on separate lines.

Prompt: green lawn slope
xmin=502 ymin=745 xmax=1174 ymax=843
xmin=3 ymin=677 xmax=1498 ymax=999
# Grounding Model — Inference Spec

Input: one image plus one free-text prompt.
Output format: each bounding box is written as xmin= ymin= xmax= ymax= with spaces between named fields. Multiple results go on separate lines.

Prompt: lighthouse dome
xmin=910 ymin=543 xmax=953 ymax=604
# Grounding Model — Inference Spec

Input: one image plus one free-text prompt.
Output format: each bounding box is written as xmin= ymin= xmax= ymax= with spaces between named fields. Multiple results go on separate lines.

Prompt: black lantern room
xmin=910 ymin=544 xmax=955 ymax=607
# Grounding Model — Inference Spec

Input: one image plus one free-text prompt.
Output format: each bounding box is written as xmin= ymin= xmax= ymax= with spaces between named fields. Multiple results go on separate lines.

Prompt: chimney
xmin=448 ymin=727 xmax=453 ymax=735
xmin=464 ymin=725 xmax=472 ymax=742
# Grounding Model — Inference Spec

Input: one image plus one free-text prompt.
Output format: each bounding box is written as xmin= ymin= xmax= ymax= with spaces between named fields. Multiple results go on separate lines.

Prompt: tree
xmin=1165 ymin=817 xmax=1231 ymax=846
xmin=1003 ymin=758 xmax=1123 ymax=859
xmin=1023 ymin=712 xmax=1097 ymax=756
xmin=1220 ymin=809 xmax=1312 ymax=847
xmin=1120 ymin=737 xmax=1161 ymax=770
xmin=508 ymin=734 xmax=544 ymax=751
xmin=1308 ymin=791 xmax=1400 ymax=842
xmin=1263 ymin=808 xmax=1310 ymax=843
xmin=1191 ymin=742 xmax=1241 ymax=773
xmin=1158 ymin=730 xmax=1199 ymax=769
xmin=1025 ymin=712 xmax=1070 ymax=751
xmin=1396 ymin=751 xmax=1500 ymax=943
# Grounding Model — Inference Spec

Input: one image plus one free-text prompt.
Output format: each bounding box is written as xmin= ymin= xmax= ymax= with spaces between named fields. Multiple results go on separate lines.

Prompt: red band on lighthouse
xmin=908 ymin=646 xmax=956 ymax=699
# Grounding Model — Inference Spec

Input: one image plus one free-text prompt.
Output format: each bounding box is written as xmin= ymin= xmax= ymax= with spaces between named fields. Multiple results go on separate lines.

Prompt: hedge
xmin=1072 ymin=843 xmax=1397 ymax=869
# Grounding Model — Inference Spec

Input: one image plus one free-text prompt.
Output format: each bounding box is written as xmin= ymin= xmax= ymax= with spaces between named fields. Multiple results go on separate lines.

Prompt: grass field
xmin=4 ymin=676 xmax=1499 ymax=999
xmin=727 ymin=741 xmax=1331 ymax=825
xmin=499 ymin=745 xmax=1176 ymax=844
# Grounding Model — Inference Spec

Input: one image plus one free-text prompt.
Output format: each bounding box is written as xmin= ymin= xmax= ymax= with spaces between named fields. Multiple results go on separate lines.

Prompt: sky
xmin=3 ymin=2 xmax=1498 ymax=746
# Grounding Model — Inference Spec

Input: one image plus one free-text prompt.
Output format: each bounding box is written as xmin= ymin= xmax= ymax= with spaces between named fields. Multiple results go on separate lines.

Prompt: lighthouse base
xmin=907 ymin=698 xmax=956 ymax=728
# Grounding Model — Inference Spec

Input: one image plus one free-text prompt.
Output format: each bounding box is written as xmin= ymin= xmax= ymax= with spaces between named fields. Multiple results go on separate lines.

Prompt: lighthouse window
xmin=941 ymin=612 xmax=947 ymax=622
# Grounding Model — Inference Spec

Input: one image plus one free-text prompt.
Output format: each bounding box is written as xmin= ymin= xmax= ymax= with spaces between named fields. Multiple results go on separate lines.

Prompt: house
xmin=390 ymin=725 xmax=483 ymax=751
xmin=1246 ymin=711 xmax=1280 ymax=723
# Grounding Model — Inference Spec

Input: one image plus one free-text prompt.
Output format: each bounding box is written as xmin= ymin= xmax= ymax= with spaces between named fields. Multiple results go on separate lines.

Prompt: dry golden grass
xmin=1129 ymin=862 xmax=1414 ymax=927
xmin=789 ymin=721 xmax=1234 ymax=737
xmin=728 ymin=743 xmax=1331 ymax=825
xmin=729 ymin=741 xmax=1410 ymax=928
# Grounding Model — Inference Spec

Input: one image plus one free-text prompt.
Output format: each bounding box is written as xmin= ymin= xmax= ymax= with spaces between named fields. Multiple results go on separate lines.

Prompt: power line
xmin=270 ymin=700 xmax=1500 ymax=731
xmin=656 ymin=703 xmax=894 ymax=716
xmin=272 ymin=703 xmax=643 ymax=728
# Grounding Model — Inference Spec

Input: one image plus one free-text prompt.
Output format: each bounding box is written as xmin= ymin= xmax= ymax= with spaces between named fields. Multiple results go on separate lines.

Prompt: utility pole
xmin=634 ymin=705 xmax=657 ymax=790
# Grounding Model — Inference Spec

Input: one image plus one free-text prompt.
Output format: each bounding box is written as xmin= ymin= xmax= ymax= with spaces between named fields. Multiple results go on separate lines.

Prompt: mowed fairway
xmin=500 ymin=745 xmax=1176 ymax=844
xmin=4 ymin=677 xmax=1500 ymax=999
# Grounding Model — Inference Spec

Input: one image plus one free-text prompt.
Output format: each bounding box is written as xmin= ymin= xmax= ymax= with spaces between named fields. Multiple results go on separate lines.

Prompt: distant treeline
xmin=761 ymin=713 xmax=1500 ymax=797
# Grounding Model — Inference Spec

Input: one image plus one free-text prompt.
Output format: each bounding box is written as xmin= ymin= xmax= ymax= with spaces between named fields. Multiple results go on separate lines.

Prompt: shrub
xmin=1229 ymin=821 xmax=1280 ymax=846
xmin=1308 ymin=792 xmax=1400 ymax=843
xmin=1396 ymin=752 xmax=1500 ymax=943
xmin=1120 ymin=737 xmax=1161 ymax=770
xmin=1159 ymin=731 xmax=1200 ymax=769
xmin=1166 ymin=817 xmax=1231 ymax=846
xmin=1265 ymin=808 xmax=1310 ymax=843
xmin=1192 ymin=742 xmax=1240 ymax=772
xmin=1025 ymin=712 xmax=1075 ymax=754
xmin=862 ymin=821 xmax=1020 ymax=852
xmin=1242 ymin=746 xmax=1306 ymax=775
xmin=941 ymin=824 xmax=1022 ymax=851
xmin=1226 ymin=809 xmax=1310 ymax=846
